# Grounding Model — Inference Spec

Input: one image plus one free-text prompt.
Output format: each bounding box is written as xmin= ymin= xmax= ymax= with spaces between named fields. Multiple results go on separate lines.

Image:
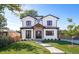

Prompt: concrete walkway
xmin=36 ymin=41 xmax=64 ymax=54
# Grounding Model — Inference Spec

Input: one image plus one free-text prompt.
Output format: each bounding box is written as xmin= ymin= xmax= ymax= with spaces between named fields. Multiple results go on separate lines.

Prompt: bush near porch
xmin=42 ymin=40 xmax=79 ymax=54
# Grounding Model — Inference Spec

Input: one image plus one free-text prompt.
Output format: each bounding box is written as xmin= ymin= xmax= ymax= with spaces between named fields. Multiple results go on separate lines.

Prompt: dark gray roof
xmin=22 ymin=14 xmax=59 ymax=20
xmin=44 ymin=14 xmax=59 ymax=19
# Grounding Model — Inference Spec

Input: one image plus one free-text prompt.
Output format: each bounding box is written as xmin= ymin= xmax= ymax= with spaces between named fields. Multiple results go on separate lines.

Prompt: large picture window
xmin=26 ymin=30 xmax=31 ymax=38
xmin=26 ymin=21 xmax=31 ymax=26
xmin=47 ymin=20 xmax=52 ymax=26
xmin=46 ymin=31 xmax=54 ymax=36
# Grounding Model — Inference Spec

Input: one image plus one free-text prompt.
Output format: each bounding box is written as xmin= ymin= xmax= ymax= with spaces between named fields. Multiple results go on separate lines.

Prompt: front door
xmin=36 ymin=31 xmax=42 ymax=39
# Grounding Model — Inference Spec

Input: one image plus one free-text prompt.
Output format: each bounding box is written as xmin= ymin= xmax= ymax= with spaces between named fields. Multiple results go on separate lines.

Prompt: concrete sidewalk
xmin=36 ymin=41 xmax=64 ymax=54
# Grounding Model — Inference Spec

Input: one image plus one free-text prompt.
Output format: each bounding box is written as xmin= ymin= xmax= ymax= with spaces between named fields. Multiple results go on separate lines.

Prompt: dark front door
xmin=36 ymin=31 xmax=42 ymax=39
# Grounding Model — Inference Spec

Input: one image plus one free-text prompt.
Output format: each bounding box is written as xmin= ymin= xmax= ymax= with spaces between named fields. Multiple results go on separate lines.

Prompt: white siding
xmin=35 ymin=20 xmax=43 ymax=25
xmin=22 ymin=16 xmax=35 ymax=27
xmin=42 ymin=16 xmax=57 ymax=27
xmin=21 ymin=16 xmax=58 ymax=27
xmin=21 ymin=15 xmax=59 ymax=40
xmin=21 ymin=29 xmax=33 ymax=40
xmin=35 ymin=17 xmax=43 ymax=25
xmin=44 ymin=29 xmax=58 ymax=40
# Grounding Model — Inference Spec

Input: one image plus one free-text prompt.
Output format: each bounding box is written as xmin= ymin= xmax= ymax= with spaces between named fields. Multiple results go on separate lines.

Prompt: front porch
xmin=21 ymin=23 xmax=44 ymax=40
xmin=33 ymin=23 xmax=44 ymax=39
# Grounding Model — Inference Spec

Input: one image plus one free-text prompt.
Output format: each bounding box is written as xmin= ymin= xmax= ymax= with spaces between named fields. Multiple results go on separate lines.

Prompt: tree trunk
xmin=71 ymin=36 xmax=75 ymax=46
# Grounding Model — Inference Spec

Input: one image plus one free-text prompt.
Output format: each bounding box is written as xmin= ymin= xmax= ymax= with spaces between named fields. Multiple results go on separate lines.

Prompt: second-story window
xmin=26 ymin=21 xmax=31 ymax=26
xmin=47 ymin=20 xmax=52 ymax=26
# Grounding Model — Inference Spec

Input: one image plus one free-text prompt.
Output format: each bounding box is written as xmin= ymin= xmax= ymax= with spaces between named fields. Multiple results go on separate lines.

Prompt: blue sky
xmin=5 ymin=4 xmax=79 ymax=30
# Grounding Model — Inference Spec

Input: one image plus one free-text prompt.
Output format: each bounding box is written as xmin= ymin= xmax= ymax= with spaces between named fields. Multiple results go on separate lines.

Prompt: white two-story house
xmin=20 ymin=14 xmax=59 ymax=40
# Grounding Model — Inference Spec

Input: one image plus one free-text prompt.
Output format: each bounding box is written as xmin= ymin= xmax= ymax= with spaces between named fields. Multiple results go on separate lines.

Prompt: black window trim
xmin=26 ymin=21 xmax=31 ymax=26
xmin=47 ymin=20 xmax=52 ymax=26
xmin=46 ymin=30 xmax=54 ymax=36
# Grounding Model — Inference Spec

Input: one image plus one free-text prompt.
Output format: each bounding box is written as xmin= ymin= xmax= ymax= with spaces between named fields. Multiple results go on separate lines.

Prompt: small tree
xmin=64 ymin=18 xmax=78 ymax=46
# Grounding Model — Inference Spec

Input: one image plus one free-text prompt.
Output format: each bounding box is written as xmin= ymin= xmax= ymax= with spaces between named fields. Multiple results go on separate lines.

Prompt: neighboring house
xmin=20 ymin=15 xmax=59 ymax=40
xmin=8 ymin=31 xmax=20 ymax=41
xmin=0 ymin=27 xmax=9 ymax=36
xmin=8 ymin=31 xmax=20 ymax=38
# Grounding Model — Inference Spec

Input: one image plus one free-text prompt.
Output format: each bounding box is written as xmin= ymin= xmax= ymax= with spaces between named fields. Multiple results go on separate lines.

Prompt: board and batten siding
xmin=42 ymin=16 xmax=58 ymax=27
xmin=21 ymin=29 xmax=33 ymax=40
xmin=21 ymin=15 xmax=59 ymax=40
xmin=21 ymin=16 xmax=35 ymax=27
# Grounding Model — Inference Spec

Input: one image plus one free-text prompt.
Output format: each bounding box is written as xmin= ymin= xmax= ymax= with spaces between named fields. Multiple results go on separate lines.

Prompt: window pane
xmin=47 ymin=21 xmax=52 ymax=26
xmin=46 ymin=31 xmax=54 ymax=35
xmin=26 ymin=21 xmax=31 ymax=26
xmin=26 ymin=30 xmax=31 ymax=38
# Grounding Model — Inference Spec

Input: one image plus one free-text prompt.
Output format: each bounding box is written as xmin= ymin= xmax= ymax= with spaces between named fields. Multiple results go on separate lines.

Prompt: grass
xmin=42 ymin=40 xmax=79 ymax=54
xmin=0 ymin=41 xmax=50 ymax=54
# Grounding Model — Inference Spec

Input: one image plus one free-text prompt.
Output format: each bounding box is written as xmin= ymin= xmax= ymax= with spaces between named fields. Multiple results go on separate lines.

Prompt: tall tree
xmin=0 ymin=14 xmax=6 ymax=28
xmin=0 ymin=4 xmax=22 ymax=36
xmin=20 ymin=10 xmax=38 ymax=19
xmin=0 ymin=4 xmax=21 ymax=13
xmin=0 ymin=4 xmax=22 ymax=29
xmin=67 ymin=18 xmax=72 ymax=22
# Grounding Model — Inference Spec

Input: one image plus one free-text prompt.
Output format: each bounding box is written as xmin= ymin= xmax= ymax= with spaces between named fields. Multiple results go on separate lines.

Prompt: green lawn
xmin=0 ymin=41 xmax=50 ymax=54
xmin=42 ymin=40 xmax=79 ymax=54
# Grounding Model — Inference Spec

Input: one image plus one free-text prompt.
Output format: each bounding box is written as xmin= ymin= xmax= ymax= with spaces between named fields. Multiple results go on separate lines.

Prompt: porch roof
xmin=20 ymin=26 xmax=59 ymax=29
xmin=32 ymin=23 xmax=45 ymax=28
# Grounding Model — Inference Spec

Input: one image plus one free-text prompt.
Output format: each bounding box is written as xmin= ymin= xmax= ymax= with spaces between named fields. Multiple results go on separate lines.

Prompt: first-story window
xmin=26 ymin=30 xmax=31 ymax=38
xmin=46 ymin=31 xmax=54 ymax=36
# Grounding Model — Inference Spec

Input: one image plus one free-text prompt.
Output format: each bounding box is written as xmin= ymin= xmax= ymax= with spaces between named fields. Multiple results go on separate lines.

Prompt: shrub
xmin=8 ymin=32 xmax=21 ymax=42
xmin=55 ymin=39 xmax=57 ymax=40
xmin=12 ymin=36 xmax=20 ymax=42
xmin=0 ymin=35 xmax=20 ymax=48
xmin=0 ymin=35 xmax=10 ymax=48
xmin=48 ymin=39 xmax=49 ymax=40
xmin=58 ymin=38 xmax=61 ymax=40
xmin=44 ymin=39 xmax=46 ymax=40
xmin=51 ymin=39 xmax=53 ymax=40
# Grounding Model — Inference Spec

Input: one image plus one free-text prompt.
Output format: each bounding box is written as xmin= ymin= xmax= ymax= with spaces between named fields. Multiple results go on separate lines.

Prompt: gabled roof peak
xmin=45 ymin=14 xmax=59 ymax=19
xmin=22 ymin=14 xmax=59 ymax=20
